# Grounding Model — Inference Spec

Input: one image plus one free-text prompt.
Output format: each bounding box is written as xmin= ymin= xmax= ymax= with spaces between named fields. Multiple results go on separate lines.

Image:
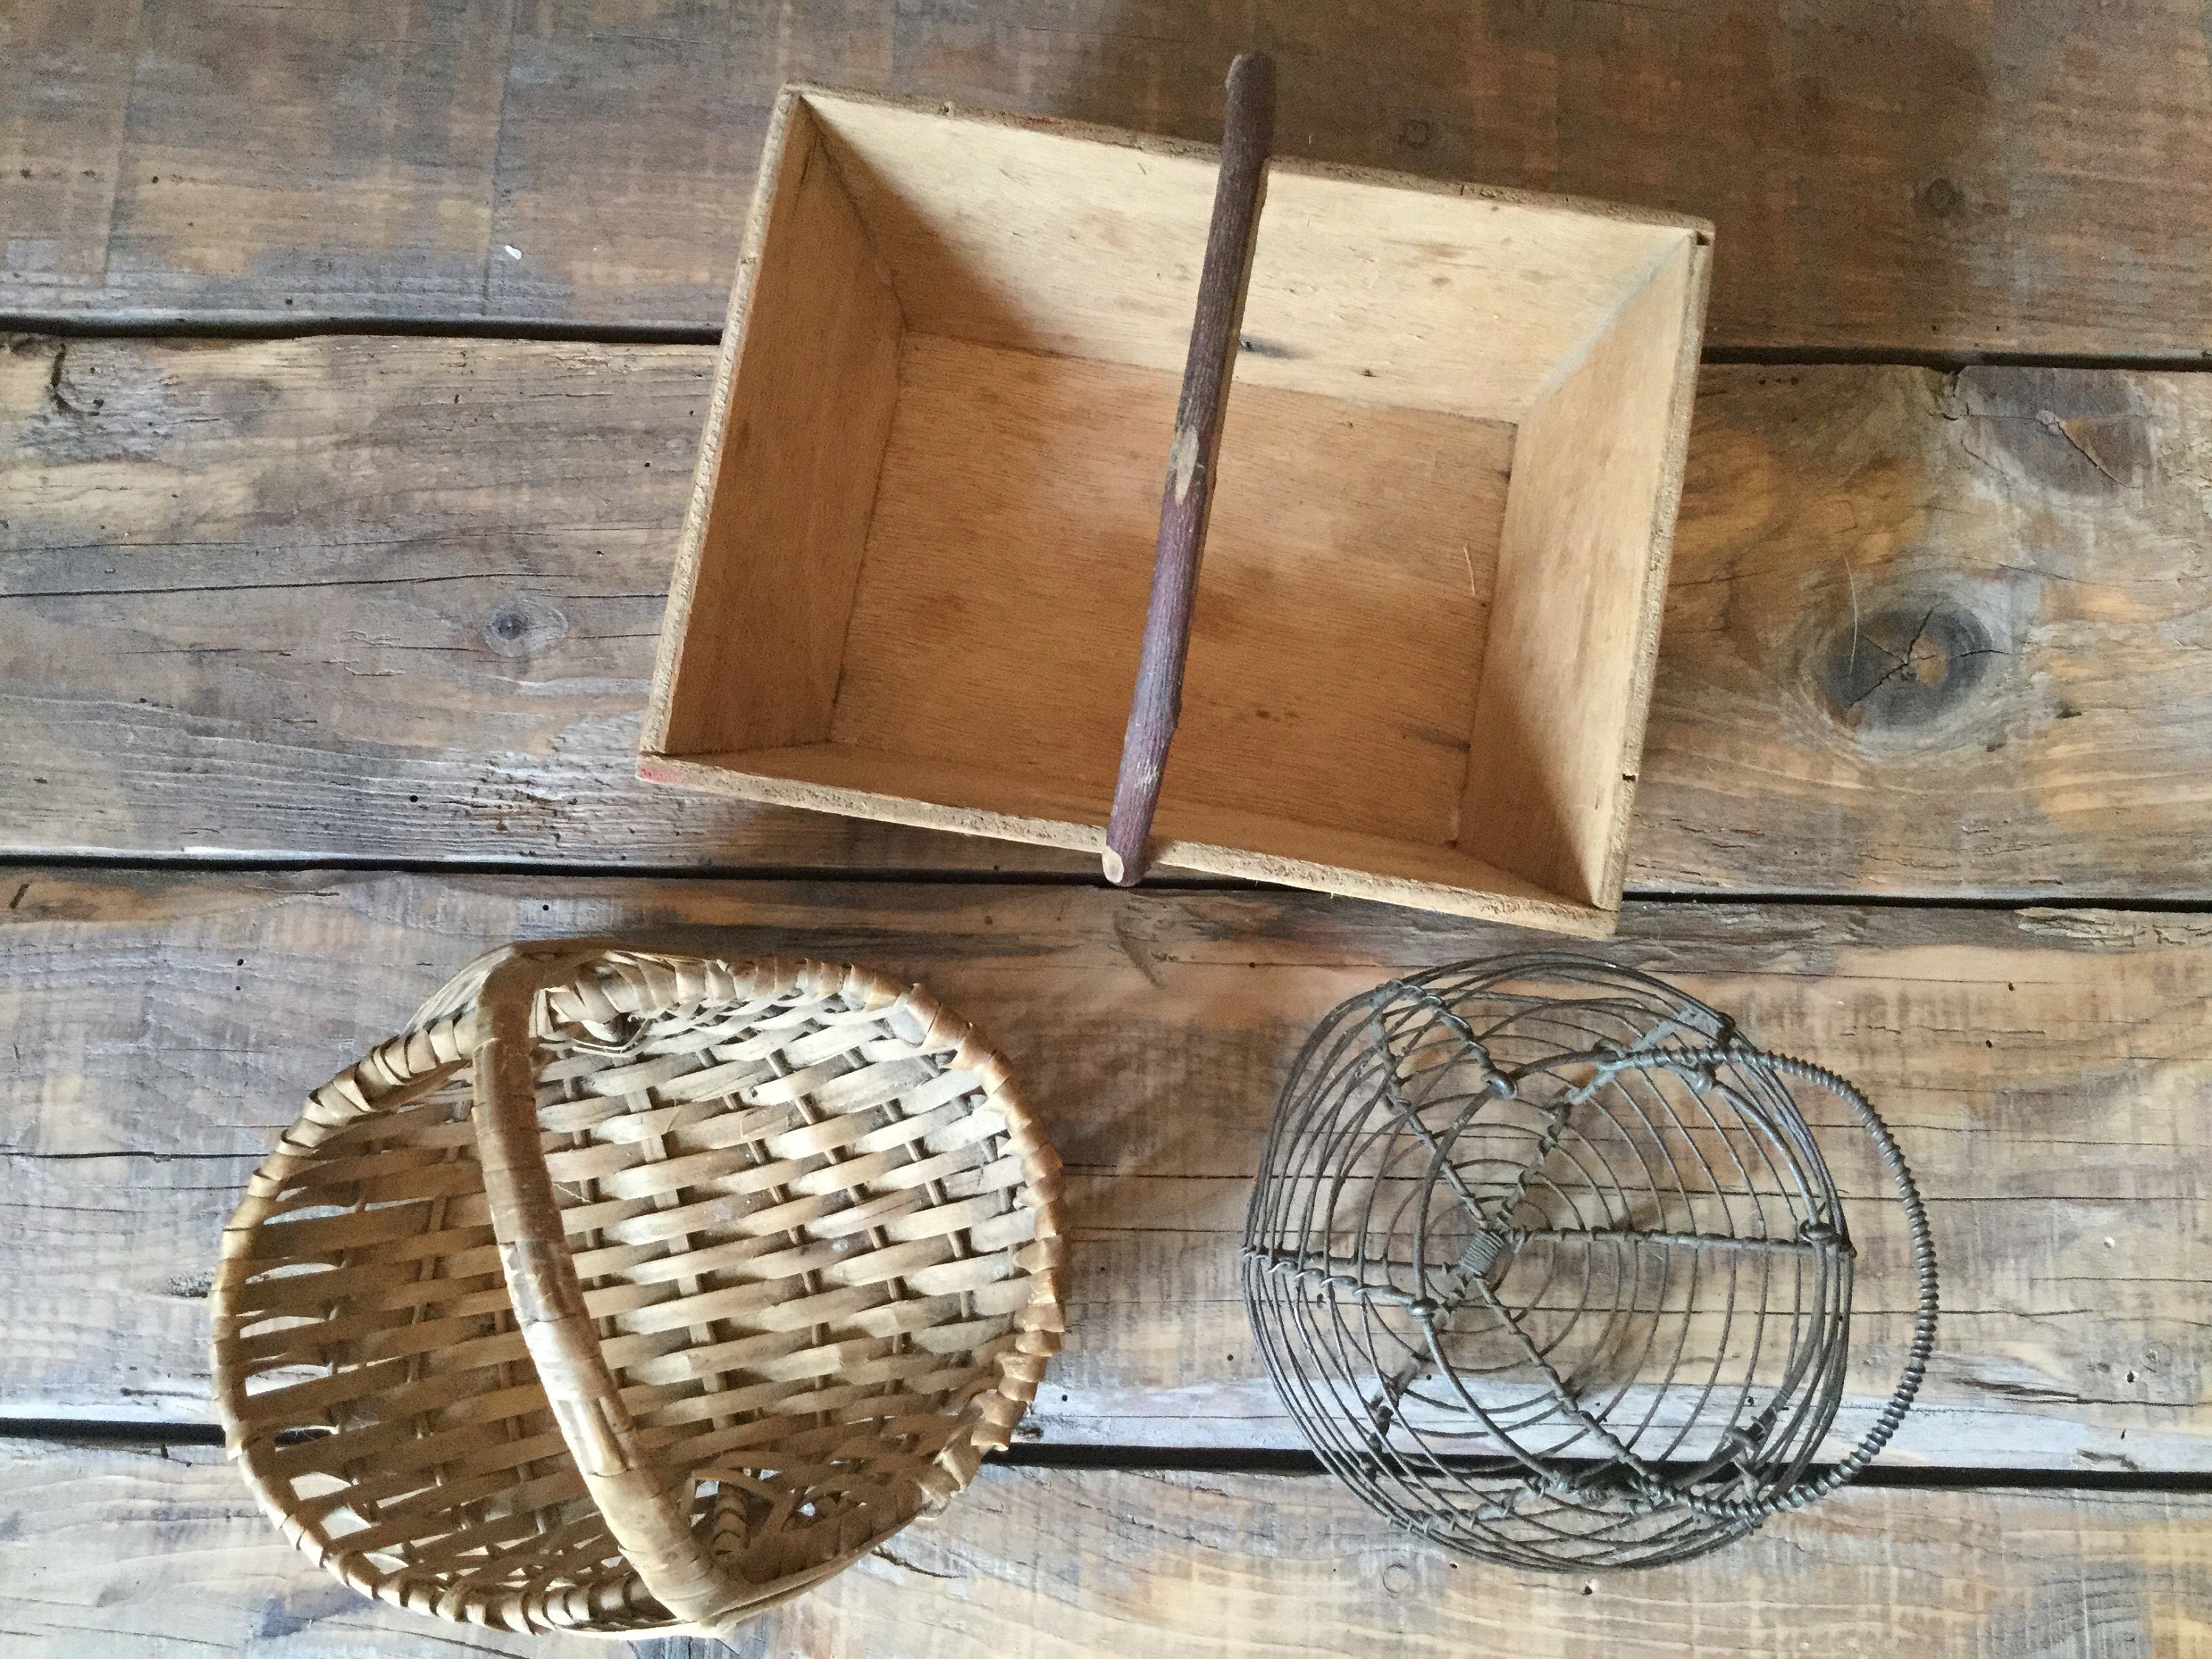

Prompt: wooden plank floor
xmin=10 ymin=1441 xmax=2211 ymax=1659
xmin=9 ymin=0 xmax=2212 ymax=354
xmin=8 ymin=872 xmax=2210 ymax=1471
xmin=7 ymin=339 xmax=2208 ymax=896
xmin=4 ymin=4 xmax=2211 ymax=1657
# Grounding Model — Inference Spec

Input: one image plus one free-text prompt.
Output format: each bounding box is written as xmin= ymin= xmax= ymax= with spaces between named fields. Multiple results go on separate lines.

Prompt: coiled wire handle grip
xmin=1683 ymin=1048 xmax=1940 ymax=1521
xmin=1103 ymin=51 xmax=1275 ymax=886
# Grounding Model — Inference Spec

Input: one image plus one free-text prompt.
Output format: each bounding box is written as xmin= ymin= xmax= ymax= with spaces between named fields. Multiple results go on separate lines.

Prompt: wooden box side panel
xmin=803 ymin=91 xmax=1217 ymax=375
xmin=641 ymin=748 xmax=1615 ymax=934
xmin=789 ymin=88 xmax=1710 ymax=421
xmin=645 ymin=94 xmax=905 ymax=759
xmin=1458 ymin=232 xmax=1709 ymax=908
xmin=1248 ymin=163 xmax=1691 ymax=421
xmin=1150 ymin=799 xmax=1616 ymax=933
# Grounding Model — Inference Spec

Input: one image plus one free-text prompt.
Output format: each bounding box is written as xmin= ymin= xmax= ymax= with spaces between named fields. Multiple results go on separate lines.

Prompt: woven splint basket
xmin=210 ymin=941 xmax=1066 ymax=1638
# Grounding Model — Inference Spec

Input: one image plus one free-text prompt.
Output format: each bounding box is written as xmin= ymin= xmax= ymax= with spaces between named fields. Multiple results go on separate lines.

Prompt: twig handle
xmin=1102 ymin=50 xmax=1275 ymax=886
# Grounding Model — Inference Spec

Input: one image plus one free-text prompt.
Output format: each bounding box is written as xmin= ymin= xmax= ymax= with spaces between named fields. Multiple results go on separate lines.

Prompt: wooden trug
xmin=208 ymin=941 xmax=1065 ymax=1638
xmin=639 ymin=70 xmax=1712 ymax=933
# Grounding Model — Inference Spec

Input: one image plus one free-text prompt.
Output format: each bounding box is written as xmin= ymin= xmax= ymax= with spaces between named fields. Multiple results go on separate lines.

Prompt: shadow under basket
xmin=639 ymin=85 xmax=1711 ymax=933
xmin=209 ymin=942 xmax=1065 ymax=1638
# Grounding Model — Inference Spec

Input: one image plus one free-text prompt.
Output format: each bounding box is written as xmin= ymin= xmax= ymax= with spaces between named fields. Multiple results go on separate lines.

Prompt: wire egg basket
xmin=1243 ymin=955 xmax=1937 ymax=1569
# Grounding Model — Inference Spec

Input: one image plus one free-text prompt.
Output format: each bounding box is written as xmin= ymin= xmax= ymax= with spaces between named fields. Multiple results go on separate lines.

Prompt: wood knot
xmin=1916 ymin=176 xmax=1964 ymax=219
xmin=1815 ymin=597 xmax=1997 ymax=733
xmin=481 ymin=595 xmax=569 ymax=658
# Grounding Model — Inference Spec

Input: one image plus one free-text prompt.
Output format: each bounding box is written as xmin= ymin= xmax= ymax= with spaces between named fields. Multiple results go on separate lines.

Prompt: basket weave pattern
xmin=211 ymin=942 xmax=1066 ymax=1636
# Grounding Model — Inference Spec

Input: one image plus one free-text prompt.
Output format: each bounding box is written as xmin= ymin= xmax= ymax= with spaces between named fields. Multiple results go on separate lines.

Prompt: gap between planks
xmin=15 ymin=312 xmax=2212 ymax=372
xmin=11 ymin=1417 xmax=2212 ymax=1498
xmin=9 ymin=850 xmax=2212 ymax=918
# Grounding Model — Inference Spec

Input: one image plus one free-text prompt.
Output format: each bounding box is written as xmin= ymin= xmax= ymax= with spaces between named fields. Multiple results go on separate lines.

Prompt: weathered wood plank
xmin=8 ymin=0 xmax=2212 ymax=357
xmin=0 ymin=331 xmax=1071 ymax=873
xmin=5 ymin=871 xmax=2210 ymax=1471
xmin=7 ymin=335 xmax=2209 ymax=897
xmin=4 ymin=0 xmax=518 ymax=320
xmin=1640 ymin=363 xmax=2212 ymax=899
xmin=1 ymin=1437 xmax=2206 ymax=1659
xmin=0 ymin=0 xmax=141 ymax=299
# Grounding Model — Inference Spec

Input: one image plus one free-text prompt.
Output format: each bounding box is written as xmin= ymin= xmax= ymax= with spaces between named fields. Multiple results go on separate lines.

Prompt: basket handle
xmin=470 ymin=946 xmax=756 ymax=1630
xmin=1102 ymin=51 xmax=1275 ymax=886
xmin=1682 ymin=1052 xmax=1941 ymax=1524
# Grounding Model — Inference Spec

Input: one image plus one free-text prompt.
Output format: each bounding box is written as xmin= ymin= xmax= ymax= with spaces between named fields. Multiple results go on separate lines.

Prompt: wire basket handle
xmin=1103 ymin=51 xmax=1275 ymax=886
xmin=1688 ymin=1050 xmax=1941 ymax=1522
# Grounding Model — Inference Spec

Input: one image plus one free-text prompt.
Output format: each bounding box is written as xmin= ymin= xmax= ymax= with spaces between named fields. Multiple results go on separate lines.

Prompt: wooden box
xmin=641 ymin=86 xmax=1711 ymax=934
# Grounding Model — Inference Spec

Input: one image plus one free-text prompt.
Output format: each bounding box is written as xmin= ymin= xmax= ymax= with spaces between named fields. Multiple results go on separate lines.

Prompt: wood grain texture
xmin=7 ymin=335 xmax=2209 ymax=897
xmin=0 ymin=331 xmax=1065 ymax=874
xmin=1462 ymin=237 xmax=1705 ymax=908
xmin=10 ymin=0 xmax=2212 ymax=357
xmin=4 ymin=1439 xmax=2210 ymax=1659
xmin=648 ymin=92 xmax=905 ymax=759
xmin=796 ymin=88 xmax=1695 ymax=419
xmin=5 ymin=870 xmax=2211 ymax=1473
xmin=824 ymin=337 xmax=1514 ymax=849
xmin=1634 ymin=364 xmax=2212 ymax=899
xmin=21 ymin=0 xmax=520 ymax=318
xmin=0 ymin=0 xmax=142 ymax=297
